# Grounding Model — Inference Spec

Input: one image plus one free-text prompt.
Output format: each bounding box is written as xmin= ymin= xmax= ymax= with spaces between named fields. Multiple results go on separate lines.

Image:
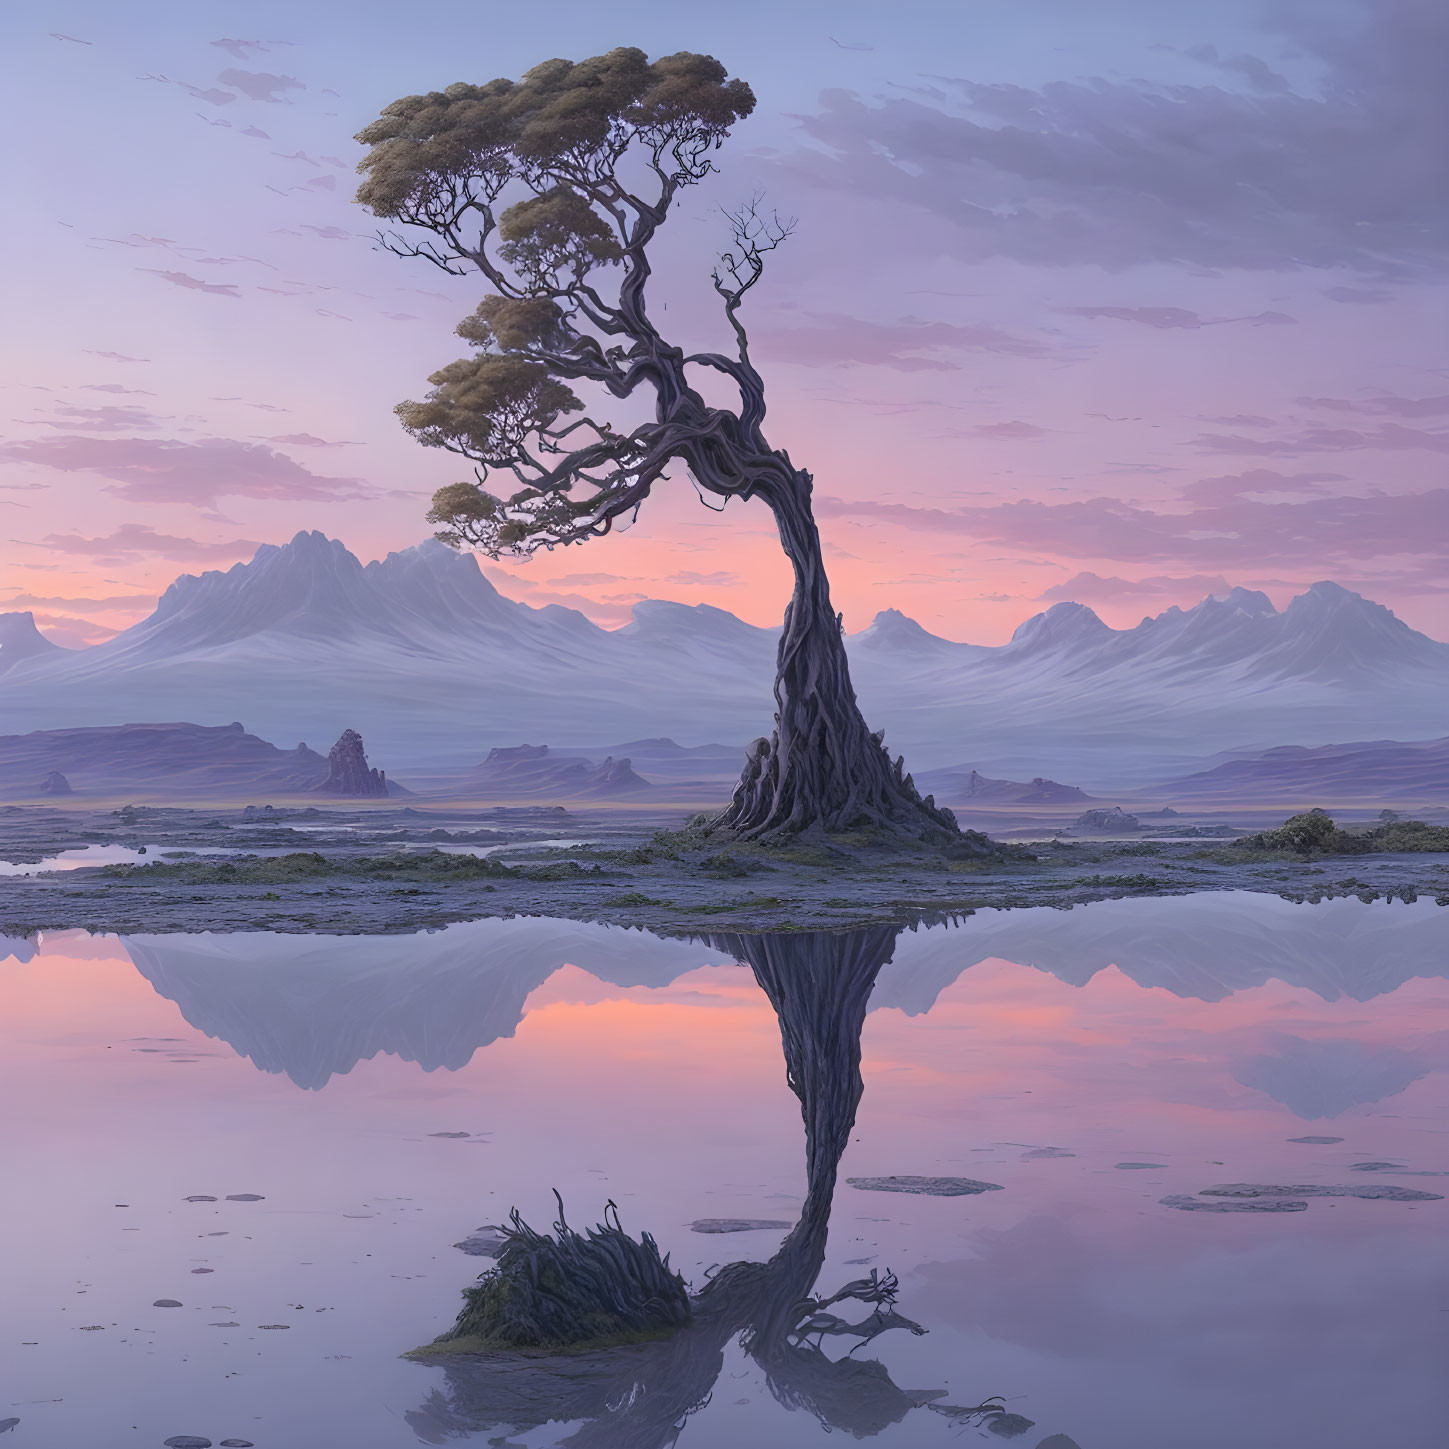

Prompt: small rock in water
xmin=429 ymin=1131 xmax=471 ymax=1138
xmin=1115 ymin=1162 xmax=1166 ymax=1169
xmin=220 ymin=1441 xmax=256 ymax=1448
xmin=184 ymin=1196 xmax=218 ymax=1203
xmin=1021 ymin=1146 xmax=1074 ymax=1159
xmin=1161 ymin=1194 xmax=1307 ymax=1214
xmin=191 ymin=1268 xmax=214 ymax=1274
xmin=689 ymin=1218 xmax=794 ymax=1234
xmin=225 ymin=1194 xmax=265 ymax=1202
xmin=986 ymin=1410 xmax=1036 ymax=1437
xmin=258 ymin=1323 xmax=290 ymax=1329
xmin=163 ymin=1438 xmax=212 ymax=1448
xmin=453 ymin=1231 xmax=509 ymax=1258
xmin=1288 ymin=1136 xmax=1344 ymax=1145
xmin=209 ymin=1321 xmax=240 ymax=1328
xmin=1201 ymin=1182 xmax=1443 ymax=1202
xmin=153 ymin=1299 xmax=184 ymax=1307
xmin=847 ymin=1175 xmax=1004 ymax=1197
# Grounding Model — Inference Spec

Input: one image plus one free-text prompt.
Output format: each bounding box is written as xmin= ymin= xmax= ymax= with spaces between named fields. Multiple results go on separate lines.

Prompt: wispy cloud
xmin=217 ymin=68 xmax=303 ymax=102
xmin=786 ymin=1 xmax=1449 ymax=276
xmin=816 ymin=483 xmax=1449 ymax=569
xmin=1063 ymin=306 xmax=1295 ymax=330
xmin=139 ymin=269 xmax=242 ymax=297
xmin=757 ymin=312 xmax=1051 ymax=371
xmin=0 ymin=436 xmax=366 ymax=506
xmin=33 ymin=524 xmax=262 ymax=564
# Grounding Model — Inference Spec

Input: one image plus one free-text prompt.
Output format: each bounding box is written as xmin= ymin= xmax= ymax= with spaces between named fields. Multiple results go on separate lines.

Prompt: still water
xmin=1 ymin=892 xmax=1445 ymax=1448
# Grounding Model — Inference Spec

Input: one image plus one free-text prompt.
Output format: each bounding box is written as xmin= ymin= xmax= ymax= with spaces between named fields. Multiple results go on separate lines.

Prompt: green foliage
xmin=498 ymin=187 xmax=623 ymax=283
xmin=1262 ymin=809 xmax=1337 ymax=853
xmin=355 ymin=48 xmax=754 ymax=222
xmin=455 ymin=295 xmax=570 ymax=352
xmin=1234 ymin=810 xmax=1449 ymax=856
xmin=399 ymin=355 xmax=580 ymax=459
xmin=1370 ymin=819 xmax=1449 ymax=852
xmin=441 ymin=1200 xmax=690 ymax=1351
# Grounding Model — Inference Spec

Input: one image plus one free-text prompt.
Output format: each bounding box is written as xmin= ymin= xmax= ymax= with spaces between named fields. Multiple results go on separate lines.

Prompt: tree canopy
xmin=354 ymin=47 xmax=776 ymax=558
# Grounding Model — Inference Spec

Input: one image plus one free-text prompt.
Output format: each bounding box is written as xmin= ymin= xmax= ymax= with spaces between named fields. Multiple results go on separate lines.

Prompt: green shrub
xmin=444 ymin=1199 xmax=690 ymax=1350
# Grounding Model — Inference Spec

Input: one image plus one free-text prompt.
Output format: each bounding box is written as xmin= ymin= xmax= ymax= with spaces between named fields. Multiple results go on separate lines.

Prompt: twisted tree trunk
xmin=711 ymin=468 xmax=961 ymax=843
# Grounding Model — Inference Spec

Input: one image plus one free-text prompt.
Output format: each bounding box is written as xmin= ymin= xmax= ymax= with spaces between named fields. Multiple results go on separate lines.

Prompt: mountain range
xmin=2 ymin=531 xmax=1445 ymax=787
xmin=1158 ymin=736 xmax=1449 ymax=803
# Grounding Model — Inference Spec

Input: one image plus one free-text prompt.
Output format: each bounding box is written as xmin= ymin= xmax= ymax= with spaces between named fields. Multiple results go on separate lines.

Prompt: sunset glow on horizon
xmin=6 ymin=1 xmax=1447 ymax=651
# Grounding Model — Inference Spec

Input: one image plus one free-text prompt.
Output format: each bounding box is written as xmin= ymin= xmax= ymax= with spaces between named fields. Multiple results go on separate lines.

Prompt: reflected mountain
xmin=407 ymin=928 xmax=1019 ymax=1447
xmin=122 ymin=921 xmax=721 ymax=1089
xmin=0 ymin=933 xmax=38 ymax=965
xmin=120 ymin=893 xmax=1449 ymax=1089
xmin=876 ymin=892 xmax=1449 ymax=1010
xmin=1232 ymin=1034 xmax=1443 ymax=1119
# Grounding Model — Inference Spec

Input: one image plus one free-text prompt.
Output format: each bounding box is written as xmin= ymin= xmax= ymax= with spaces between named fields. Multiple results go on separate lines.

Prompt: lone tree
xmin=355 ymin=47 xmax=961 ymax=844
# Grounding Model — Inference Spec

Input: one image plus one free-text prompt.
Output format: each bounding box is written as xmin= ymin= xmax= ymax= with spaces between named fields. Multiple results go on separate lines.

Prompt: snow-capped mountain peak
xmin=0 ymin=612 xmax=68 ymax=675
xmin=1004 ymin=601 xmax=1113 ymax=655
xmin=851 ymin=608 xmax=967 ymax=655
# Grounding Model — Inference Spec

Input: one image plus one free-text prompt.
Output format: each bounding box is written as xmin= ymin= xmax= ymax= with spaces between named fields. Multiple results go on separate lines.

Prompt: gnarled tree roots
xmin=710 ymin=729 xmax=977 ymax=850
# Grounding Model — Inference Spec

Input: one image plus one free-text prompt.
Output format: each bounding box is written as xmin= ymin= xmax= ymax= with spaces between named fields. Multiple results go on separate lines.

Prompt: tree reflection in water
xmin=407 ymin=925 xmax=1017 ymax=1447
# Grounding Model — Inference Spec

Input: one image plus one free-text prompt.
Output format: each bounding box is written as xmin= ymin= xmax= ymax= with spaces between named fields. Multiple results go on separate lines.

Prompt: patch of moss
xmin=1068 ymin=874 xmax=1164 ymax=890
xmin=1233 ymin=811 xmax=1449 ymax=857
xmin=99 ymin=849 xmax=517 ymax=885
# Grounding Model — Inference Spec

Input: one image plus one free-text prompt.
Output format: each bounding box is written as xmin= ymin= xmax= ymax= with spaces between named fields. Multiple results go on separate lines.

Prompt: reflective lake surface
xmin=2 ymin=892 xmax=1446 ymax=1448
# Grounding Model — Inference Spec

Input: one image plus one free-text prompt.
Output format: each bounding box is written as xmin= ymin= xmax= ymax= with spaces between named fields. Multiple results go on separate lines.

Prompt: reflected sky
xmin=1 ymin=893 xmax=1446 ymax=1448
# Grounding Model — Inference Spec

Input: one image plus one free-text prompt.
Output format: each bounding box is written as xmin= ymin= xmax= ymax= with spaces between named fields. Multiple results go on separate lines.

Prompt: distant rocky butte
xmin=0 ymin=722 xmax=330 ymax=800
xmin=1073 ymin=806 xmax=1142 ymax=834
xmin=466 ymin=743 xmax=651 ymax=800
xmin=917 ymin=766 xmax=1093 ymax=806
xmin=313 ymin=728 xmax=389 ymax=797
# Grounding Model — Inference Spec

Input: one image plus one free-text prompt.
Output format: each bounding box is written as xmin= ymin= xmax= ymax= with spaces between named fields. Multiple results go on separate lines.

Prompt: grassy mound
xmin=423 ymin=1198 xmax=690 ymax=1355
xmin=1233 ymin=810 xmax=1449 ymax=857
xmin=98 ymin=848 xmax=516 ymax=884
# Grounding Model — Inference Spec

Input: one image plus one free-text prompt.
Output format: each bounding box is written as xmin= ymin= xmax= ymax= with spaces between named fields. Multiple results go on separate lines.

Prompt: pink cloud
xmin=33 ymin=524 xmax=263 ymax=564
xmin=0 ymin=436 xmax=365 ymax=505
xmin=816 ymin=484 xmax=1449 ymax=568
xmin=139 ymin=269 xmax=242 ymax=298
xmin=757 ymin=312 xmax=1051 ymax=371
xmin=1193 ymin=424 xmax=1449 ymax=456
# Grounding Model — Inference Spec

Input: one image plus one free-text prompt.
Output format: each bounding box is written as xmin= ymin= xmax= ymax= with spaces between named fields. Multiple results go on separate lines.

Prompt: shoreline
xmin=3 ymin=846 xmax=1445 ymax=938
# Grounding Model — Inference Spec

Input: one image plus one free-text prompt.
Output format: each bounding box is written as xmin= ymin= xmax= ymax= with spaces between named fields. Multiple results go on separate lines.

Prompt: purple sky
xmin=4 ymin=0 xmax=1446 ymax=646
